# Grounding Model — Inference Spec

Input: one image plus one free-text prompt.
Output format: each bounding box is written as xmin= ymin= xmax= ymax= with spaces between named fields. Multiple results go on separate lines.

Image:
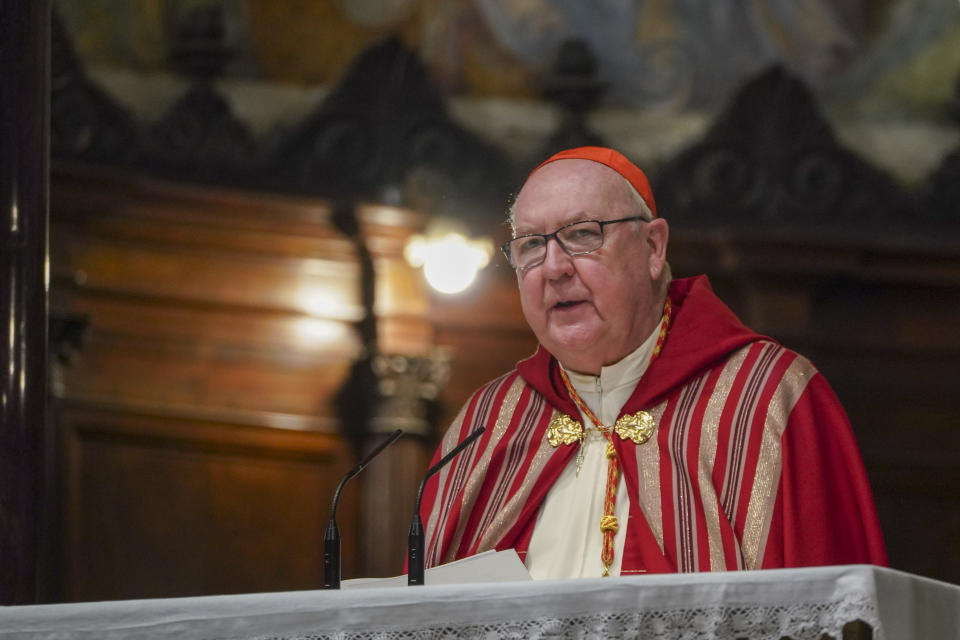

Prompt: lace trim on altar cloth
xmin=234 ymin=590 xmax=882 ymax=640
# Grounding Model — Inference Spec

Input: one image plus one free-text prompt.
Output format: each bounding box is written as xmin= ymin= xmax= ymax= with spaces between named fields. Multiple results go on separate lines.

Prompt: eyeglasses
xmin=501 ymin=215 xmax=650 ymax=270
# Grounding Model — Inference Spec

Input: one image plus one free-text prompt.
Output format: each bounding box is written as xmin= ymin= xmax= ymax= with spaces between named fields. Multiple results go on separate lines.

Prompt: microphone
xmin=323 ymin=428 xmax=403 ymax=589
xmin=407 ymin=425 xmax=486 ymax=586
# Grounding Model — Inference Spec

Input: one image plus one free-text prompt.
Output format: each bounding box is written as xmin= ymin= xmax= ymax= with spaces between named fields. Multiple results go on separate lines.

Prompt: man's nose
xmin=540 ymin=236 xmax=574 ymax=278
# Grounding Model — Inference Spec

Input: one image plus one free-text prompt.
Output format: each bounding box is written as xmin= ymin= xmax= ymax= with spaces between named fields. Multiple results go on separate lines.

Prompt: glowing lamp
xmin=404 ymin=227 xmax=492 ymax=295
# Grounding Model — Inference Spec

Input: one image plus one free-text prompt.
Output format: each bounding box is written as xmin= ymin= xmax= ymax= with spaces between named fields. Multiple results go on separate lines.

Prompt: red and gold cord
xmin=558 ymin=296 xmax=671 ymax=576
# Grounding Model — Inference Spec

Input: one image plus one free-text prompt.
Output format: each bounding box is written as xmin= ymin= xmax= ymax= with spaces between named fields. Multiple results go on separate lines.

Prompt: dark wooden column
xmin=0 ymin=0 xmax=51 ymax=605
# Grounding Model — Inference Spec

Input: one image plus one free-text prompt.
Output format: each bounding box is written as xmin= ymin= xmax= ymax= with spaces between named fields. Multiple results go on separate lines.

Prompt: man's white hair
xmin=625 ymin=181 xmax=673 ymax=292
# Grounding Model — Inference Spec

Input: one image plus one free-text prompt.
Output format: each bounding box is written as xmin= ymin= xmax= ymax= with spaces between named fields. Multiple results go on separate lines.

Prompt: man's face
xmin=511 ymin=159 xmax=668 ymax=375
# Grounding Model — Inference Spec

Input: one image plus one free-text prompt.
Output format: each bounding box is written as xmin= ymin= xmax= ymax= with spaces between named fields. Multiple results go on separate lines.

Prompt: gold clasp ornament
xmin=613 ymin=410 xmax=656 ymax=444
xmin=546 ymin=413 xmax=583 ymax=447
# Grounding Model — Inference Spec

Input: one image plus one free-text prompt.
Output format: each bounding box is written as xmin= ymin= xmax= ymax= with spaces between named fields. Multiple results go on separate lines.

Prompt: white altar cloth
xmin=1 ymin=565 xmax=958 ymax=639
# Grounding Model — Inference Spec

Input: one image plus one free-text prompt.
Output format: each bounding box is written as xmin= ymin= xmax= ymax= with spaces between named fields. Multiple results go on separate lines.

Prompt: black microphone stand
xmin=324 ymin=428 xmax=403 ymax=589
xmin=407 ymin=426 xmax=485 ymax=585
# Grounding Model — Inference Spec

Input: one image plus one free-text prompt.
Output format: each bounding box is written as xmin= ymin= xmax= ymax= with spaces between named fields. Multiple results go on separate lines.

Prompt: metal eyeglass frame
xmin=501 ymin=215 xmax=650 ymax=270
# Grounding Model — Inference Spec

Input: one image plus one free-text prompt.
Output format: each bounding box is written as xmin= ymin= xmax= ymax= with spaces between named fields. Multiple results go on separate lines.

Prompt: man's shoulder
xmin=445 ymin=367 xmax=554 ymax=440
xmin=723 ymin=338 xmax=815 ymax=370
xmin=475 ymin=367 xmax=523 ymax=392
xmin=717 ymin=339 xmax=832 ymax=407
xmin=457 ymin=368 xmax=534 ymax=410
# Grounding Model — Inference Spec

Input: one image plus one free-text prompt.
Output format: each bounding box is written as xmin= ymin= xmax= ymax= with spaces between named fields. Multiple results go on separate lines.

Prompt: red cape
xmin=421 ymin=276 xmax=887 ymax=572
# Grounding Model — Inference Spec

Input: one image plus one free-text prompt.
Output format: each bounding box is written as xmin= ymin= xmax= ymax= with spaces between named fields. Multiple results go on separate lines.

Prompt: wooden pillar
xmin=0 ymin=0 xmax=51 ymax=605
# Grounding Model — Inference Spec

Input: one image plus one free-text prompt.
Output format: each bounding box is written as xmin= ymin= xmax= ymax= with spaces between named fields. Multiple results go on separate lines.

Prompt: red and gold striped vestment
xmin=422 ymin=276 xmax=887 ymax=573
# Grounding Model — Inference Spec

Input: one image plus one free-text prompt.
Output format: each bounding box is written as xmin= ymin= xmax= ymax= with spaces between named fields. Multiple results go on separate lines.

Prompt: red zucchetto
xmin=532 ymin=146 xmax=658 ymax=218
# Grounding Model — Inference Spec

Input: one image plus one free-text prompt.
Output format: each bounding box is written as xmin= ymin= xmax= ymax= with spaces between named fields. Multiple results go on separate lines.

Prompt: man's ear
xmin=646 ymin=218 xmax=669 ymax=280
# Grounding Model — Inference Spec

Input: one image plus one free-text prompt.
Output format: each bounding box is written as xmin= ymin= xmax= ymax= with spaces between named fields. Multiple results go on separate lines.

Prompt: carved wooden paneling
xmin=51 ymin=8 xmax=514 ymax=223
xmin=655 ymin=66 xmax=914 ymax=229
xmin=808 ymin=279 xmax=960 ymax=581
xmin=50 ymin=168 xmax=437 ymax=599
xmin=60 ymin=405 xmax=355 ymax=601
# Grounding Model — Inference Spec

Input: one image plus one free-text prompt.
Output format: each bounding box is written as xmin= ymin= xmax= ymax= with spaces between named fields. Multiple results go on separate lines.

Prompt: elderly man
xmin=419 ymin=147 xmax=887 ymax=578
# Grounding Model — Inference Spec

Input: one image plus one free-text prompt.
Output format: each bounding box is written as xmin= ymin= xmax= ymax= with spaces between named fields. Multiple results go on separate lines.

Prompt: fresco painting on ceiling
xmin=55 ymin=0 xmax=960 ymax=114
